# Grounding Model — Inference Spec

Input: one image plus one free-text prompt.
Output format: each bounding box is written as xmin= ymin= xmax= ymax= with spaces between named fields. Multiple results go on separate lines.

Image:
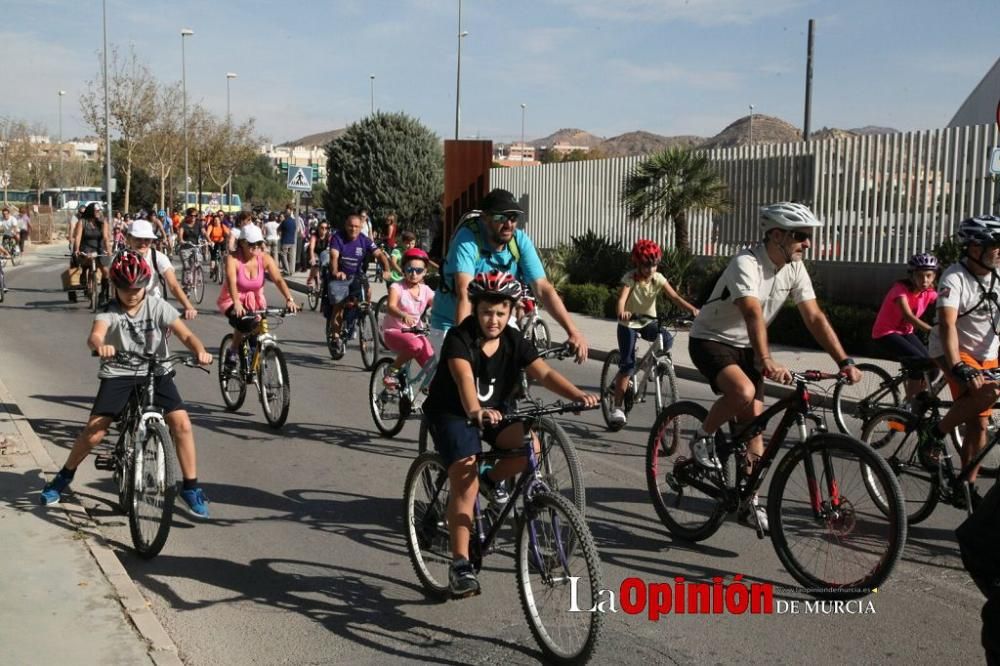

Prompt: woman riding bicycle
xmin=381 ymin=247 xmax=434 ymax=386
xmin=39 ymin=250 xmax=214 ymax=517
xmin=71 ymin=202 xmax=112 ymax=305
xmin=306 ymin=219 xmax=333 ymax=288
xmin=422 ymin=270 xmax=599 ymax=597
xmin=217 ymin=224 xmax=298 ymax=369
xmin=871 ymin=252 xmax=940 ymax=402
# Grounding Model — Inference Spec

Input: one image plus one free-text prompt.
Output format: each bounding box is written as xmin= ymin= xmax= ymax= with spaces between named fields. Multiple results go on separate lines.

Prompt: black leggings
xmin=875 ymin=332 xmax=932 ymax=380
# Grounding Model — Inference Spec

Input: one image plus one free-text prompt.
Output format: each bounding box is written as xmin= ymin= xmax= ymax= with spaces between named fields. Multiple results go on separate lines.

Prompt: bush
xmin=560 ymin=283 xmax=614 ymax=318
xmin=933 ymin=237 xmax=962 ymax=267
xmin=539 ymin=243 xmax=573 ymax=291
xmin=769 ymin=302 xmax=880 ymax=356
xmin=566 ymin=230 xmax=631 ymax=287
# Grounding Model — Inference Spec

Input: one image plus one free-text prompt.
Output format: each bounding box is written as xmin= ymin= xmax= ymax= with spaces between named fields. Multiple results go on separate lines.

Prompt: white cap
xmin=128 ymin=219 xmax=158 ymax=239
xmin=241 ymin=224 xmax=264 ymax=244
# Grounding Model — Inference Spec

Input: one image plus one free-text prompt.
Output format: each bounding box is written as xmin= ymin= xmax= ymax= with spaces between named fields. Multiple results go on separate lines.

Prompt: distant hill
xmin=700 ymin=114 xmax=802 ymax=149
xmin=810 ymin=127 xmax=857 ymax=142
xmin=850 ymin=126 xmax=900 ymax=135
xmin=281 ymin=128 xmax=346 ymax=148
xmin=530 ymin=128 xmax=604 ymax=149
xmin=599 ymin=131 xmax=704 ymax=157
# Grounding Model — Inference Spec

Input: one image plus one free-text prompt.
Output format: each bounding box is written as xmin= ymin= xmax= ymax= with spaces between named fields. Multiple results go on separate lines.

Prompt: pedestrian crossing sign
xmin=287 ymin=166 xmax=314 ymax=191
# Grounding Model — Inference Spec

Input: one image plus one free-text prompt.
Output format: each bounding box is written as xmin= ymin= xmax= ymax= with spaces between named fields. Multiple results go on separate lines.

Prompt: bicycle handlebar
xmin=537 ymin=343 xmax=574 ymax=360
xmin=466 ymin=400 xmax=598 ymax=427
xmin=91 ymin=350 xmax=211 ymax=373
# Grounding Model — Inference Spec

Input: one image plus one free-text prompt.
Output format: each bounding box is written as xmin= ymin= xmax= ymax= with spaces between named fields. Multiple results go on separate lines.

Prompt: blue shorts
xmin=424 ymin=411 xmax=522 ymax=468
xmin=616 ymin=322 xmax=674 ymax=375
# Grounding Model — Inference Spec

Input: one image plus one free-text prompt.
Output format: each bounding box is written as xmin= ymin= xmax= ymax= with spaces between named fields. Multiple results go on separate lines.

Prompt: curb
xmin=0 ymin=375 xmax=183 ymax=666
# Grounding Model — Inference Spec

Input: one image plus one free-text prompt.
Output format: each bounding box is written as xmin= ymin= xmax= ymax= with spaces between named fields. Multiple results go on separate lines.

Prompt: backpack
xmin=438 ymin=216 xmax=521 ymax=294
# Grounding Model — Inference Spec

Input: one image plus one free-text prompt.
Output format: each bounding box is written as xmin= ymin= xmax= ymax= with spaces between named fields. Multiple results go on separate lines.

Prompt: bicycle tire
xmin=8 ymin=248 xmax=17 ymax=266
xmin=860 ymin=408 xmax=940 ymax=524
xmin=259 ymin=345 xmax=291 ymax=428
xmin=534 ymin=417 xmax=586 ymax=516
xmin=89 ymin=270 xmax=99 ymax=312
xmin=307 ymin=285 xmax=320 ymax=311
xmin=218 ymin=334 xmax=247 ymax=410
xmin=326 ymin=315 xmax=345 ymax=360
xmin=954 ymin=409 xmax=1000 ymax=479
xmin=655 ymin=355 xmax=680 ymax=415
xmin=516 ymin=491 xmax=603 ymax=664
xmin=404 ymin=452 xmax=452 ymax=600
xmin=129 ymin=419 xmax=177 ymax=559
xmin=191 ymin=265 xmax=205 ymax=304
xmin=359 ymin=309 xmax=379 ymax=370
xmin=369 ymin=357 xmax=411 ymax=437
xmin=0 ymin=266 xmax=5 ymax=303
xmin=768 ymin=433 xmax=906 ymax=599
xmin=114 ymin=431 xmax=133 ymax=515
xmin=530 ymin=319 xmax=551 ymax=352
xmin=599 ymin=351 xmax=625 ymax=431
xmin=832 ymin=363 xmax=898 ymax=436
xmin=645 ymin=401 xmax=728 ymax=541
xmin=418 ymin=416 xmax=431 ymax=454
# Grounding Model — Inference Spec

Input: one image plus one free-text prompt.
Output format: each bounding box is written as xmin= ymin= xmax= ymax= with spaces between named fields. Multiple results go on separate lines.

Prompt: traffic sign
xmin=990 ymin=147 xmax=1000 ymax=175
xmin=287 ymin=165 xmax=313 ymax=192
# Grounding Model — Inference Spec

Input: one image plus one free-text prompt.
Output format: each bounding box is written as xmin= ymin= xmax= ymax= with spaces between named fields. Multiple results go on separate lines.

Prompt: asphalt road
xmin=0 ymin=245 xmax=988 ymax=665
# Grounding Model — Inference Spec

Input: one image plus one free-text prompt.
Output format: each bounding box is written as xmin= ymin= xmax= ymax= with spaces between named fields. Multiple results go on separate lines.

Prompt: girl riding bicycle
xmin=422 ymin=270 xmax=599 ymax=597
xmin=381 ymin=247 xmax=434 ymax=386
xmin=871 ymin=252 xmax=939 ymax=401
xmin=608 ymin=239 xmax=699 ymax=427
xmin=39 ymin=251 xmax=214 ymax=517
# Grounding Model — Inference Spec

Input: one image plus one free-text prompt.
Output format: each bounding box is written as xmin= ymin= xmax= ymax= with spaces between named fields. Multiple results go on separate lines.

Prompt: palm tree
xmin=621 ymin=148 xmax=730 ymax=251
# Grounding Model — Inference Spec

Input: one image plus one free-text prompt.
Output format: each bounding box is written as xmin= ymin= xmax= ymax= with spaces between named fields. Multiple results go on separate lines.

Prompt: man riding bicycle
xmin=687 ymin=202 xmax=862 ymax=532
xmin=325 ymin=212 xmax=390 ymax=343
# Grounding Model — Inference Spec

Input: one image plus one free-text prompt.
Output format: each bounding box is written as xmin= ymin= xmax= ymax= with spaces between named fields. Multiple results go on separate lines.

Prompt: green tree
xmin=621 ymin=148 xmax=730 ymax=251
xmin=324 ymin=111 xmax=442 ymax=230
xmin=112 ymin=141 xmax=158 ymax=212
xmin=232 ymin=155 xmax=287 ymax=209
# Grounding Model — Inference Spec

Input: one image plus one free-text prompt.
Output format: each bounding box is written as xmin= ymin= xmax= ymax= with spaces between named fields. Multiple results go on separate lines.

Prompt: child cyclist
xmin=39 ymin=250 xmax=214 ymax=518
xmin=871 ymin=252 xmax=939 ymax=401
xmin=381 ymin=247 xmax=434 ymax=386
xmin=608 ymin=239 xmax=699 ymax=427
xmin=422 ymin=271 xmax=600 ymax=597
xmin=387 ymin=231 xmax=417 ymax=285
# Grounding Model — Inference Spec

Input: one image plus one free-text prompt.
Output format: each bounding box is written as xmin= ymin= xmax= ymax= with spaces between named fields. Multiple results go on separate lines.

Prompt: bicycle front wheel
xmin=646 ymin=401 xmax=727 ymax=541
xmin=369 ymin=357 xmax=410 ymax=437
xmin=769 ymin=434 xmax=906 ymax=599
xmin=599 ymin=351 xmax=624 ymax=431
xmin=832 ymin=363 xmax=898 ymax=436
xmin=129 ymin=419 xmax=177 ymax=559
xmin=258 ymin=346 xmax=291 ymax=428
xmin=404 ymin=452 xmax=452 ymax=599
xmin=358 ymin=309 xmax=379 ymax=370
xmin=307 ymin=285 xmax=319 ymax=311
xmin=218 ymin=334 xmax=247 ymax=410
xmin=530 ymin=319 xmax=551 ymax=352
xmin=0 ymin=267 xmax=5 ymax=303
xmin=374 ymin=295 xmax=388 ymax=346
xmin=860 ymin=408 xmax=939 ymax=524
xmin=89 ymin=271 xmax=99 ymax=312
xmin=533 ymin=417 xmax=585 ymax=515
xmin=516 ymin=491 xmax=603 ymax=665
xmin=191 ymin=265 xmax=205 ymax=304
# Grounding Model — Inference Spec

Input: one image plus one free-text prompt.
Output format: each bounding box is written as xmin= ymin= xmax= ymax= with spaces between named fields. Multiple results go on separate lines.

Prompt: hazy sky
xmin=3 ymin=0 xmax=997 ymax=144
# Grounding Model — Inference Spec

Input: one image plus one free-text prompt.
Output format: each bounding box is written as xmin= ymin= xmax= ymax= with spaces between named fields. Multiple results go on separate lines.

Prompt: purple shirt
xmin=329 ymin=230 xmax=377 ymax=277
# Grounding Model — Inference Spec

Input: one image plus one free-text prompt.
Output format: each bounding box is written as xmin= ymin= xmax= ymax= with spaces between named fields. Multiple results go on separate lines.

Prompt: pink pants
xmin=383 ymin=329 xmax=434 ymax=366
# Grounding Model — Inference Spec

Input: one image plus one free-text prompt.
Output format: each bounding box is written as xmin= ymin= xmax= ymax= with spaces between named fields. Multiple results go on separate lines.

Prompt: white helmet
xmin=760 ymin=202 xmax=823 ymax=232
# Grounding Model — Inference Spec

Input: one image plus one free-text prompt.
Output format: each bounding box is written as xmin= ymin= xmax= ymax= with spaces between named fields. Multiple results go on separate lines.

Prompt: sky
xmin=2 ymin=0 xmax=998 ymax=145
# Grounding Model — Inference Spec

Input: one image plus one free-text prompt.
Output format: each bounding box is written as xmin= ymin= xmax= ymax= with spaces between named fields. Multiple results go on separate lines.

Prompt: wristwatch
xmin=837 ymin=357 xmax=856 ymax=369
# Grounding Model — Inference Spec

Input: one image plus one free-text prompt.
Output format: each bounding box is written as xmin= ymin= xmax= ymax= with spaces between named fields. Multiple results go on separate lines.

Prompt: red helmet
xmin=109 ymin=250 xmax=152 ymax=289
xmin=401 ymin=248 xmax=429 ymax=265
xmin=631 ymin=239 xmax=662 ymax=266
xmin=468 ymin=270 xmax=523 ymax=302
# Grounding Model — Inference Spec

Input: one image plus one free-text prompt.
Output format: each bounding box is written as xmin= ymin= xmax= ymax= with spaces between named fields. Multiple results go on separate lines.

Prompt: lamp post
xmin=58 ymin=90 xmax=66 ymax=207
xmin=749 ymin=104 xmax=754 ymax=147
xmin=369 ymin=74 xmax=375 ymax=115
xmin=454 ymin=0 xmax=468 ymax=139
xmin=520 ymin=103 xmax=526 ymax=162
xmin=102 ymin=0 xmax=112 ymax=218
xmin=226 ymin=72 xmax=237 ymax=210
xmin=181 ymin=28 xmax=194 ymax=212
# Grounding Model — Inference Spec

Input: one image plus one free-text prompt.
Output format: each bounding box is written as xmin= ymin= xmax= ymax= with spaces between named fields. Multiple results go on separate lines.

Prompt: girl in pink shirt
xmin=871 ymin=253 xmax=939 ymax=399
xmin=381 ymin=248 xmax=435 ymax=386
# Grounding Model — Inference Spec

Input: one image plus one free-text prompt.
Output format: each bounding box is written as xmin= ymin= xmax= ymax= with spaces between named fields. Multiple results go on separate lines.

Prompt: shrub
xmin=769 ymin=302 xmax=880 ymax=356
xmin=539 ymin=243 xmax=573 ymax=291
xmin=560 ymin=283 xmax=614 ymax=318
xmin=933 ymin=237 xmax=962 ymax=267
xmin=566 ymin=230 xmax=630 ymax=287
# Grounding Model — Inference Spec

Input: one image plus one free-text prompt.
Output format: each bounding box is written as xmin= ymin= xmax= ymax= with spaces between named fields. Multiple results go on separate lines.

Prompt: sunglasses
xmin=249 ymin=242 xmax=266 ymax=249
xmin=490 ymin=213 xmax=520 ymax=225
xmin=788 ymin=230 xmax=812 ymax=242
xmin=404 ymin=266 xmax=426 ymax=275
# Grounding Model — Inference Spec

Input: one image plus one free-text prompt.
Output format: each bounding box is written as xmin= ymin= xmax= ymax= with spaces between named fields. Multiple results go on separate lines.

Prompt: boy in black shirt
xmin=423 ymin=271 xmax=599 ymax=597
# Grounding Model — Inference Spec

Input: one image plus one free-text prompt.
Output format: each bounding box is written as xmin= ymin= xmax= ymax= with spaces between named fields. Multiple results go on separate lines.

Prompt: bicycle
xmin=218 ymin=307 xmax=295 ymax=428
xmin=325 ymin=274 xmax=379 ymax=369
xmin=210 ymin=242 xmax=228 ymax=285
xmin=2 ymin=234 xmax=20 ymax=266
xmin=860 ymin=368 xmax=1000 ymax=524
xmin=404 ymin=400 xmax=603 ymax=664
xmin=68 ymin=252 xmax=110 ymax=312
xmin=0 ymin=255 xmax=6 ymax=303
xmin=369 ymin=324 xmax=437 ymax=438
xmin=516 ymin=291 xmax=550 ymax=352
xmin=599 ymin=314 xmax=689 ymax=432
xmin=646 ymin=370 xmax=906 ymax=599
xmin=178 ymin=241 xmax=206 ymax=305
xmin=305 ymin=279 xmax=321 ymax=311
xmin=92 ymin=351 xmax=208 ymax=558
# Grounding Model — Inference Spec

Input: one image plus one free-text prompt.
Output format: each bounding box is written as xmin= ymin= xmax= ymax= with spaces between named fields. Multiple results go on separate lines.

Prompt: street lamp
xmin=454 ymin=0 xmax=468 ymax=139
xmin=748 ymin=104 xmax=754 ymax=147
xmin=181 ymin=28 xmax=194 ymax=212
xmin=102 ymin=0 xmax=113 ymax=217
xmin=58 ymin=90 xmax=66 ymax=207
xmin=226 ymin=72 xmax=237 ymax=210
xmin=520 ymin=103 xmax=526 ymax=162
xmin=370 ymin=74 xmax=375 ymax=115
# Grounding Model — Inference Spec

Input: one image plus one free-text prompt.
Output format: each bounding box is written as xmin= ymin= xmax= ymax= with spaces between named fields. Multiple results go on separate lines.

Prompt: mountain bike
xmin=218 ymin=308 xmax=294 ymax=428
xmin=369 ymin=324 xmax=437 ymax=438
xmin=646 ymin=370 xmax=906 ymax=599
xmin=325 ymin=275 xmax=378 ymax=369
xmin=860 ymin=369 xmax=1000 ymax=524
xmin=599 ymin=314 xmax=689 ymax=432
xmin=404 ymin=401 xmax=603 ymax=664
xmin=516 ymin=291 xmax=550 ymax=352
xmin=92 ymin=351 xmax=208 ymax=558
xmin=71 ymin=252 xmax=110 ymax=313
xmin=2 ymin=234 xmax=20 ymax=266
xmin=210 ymin=243 xmax=227 ymax=285
xmin=306 ymin=279 xmax=321 ymax=311
xmin=178 ymin=241 xmax=206 ymax=305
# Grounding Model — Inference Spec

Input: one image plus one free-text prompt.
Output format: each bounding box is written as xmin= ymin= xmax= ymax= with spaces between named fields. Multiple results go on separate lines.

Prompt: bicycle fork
xmin=795 ymin=415 xmax=841 ymax=517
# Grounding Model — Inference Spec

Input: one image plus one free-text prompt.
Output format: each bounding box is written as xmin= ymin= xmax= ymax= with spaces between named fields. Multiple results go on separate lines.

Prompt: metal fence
xmin=491 ymin=123 xmax=1000 ymax=263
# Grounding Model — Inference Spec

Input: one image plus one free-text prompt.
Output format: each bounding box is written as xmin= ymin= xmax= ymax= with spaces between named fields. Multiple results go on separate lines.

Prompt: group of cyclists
xmin=32 ymin=186 xmax=1000 ymax=611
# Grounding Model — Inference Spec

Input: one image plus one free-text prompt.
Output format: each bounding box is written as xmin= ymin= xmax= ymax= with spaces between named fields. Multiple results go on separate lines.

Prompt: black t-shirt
xmin=424 ymin=315 xmax=539 ymax=418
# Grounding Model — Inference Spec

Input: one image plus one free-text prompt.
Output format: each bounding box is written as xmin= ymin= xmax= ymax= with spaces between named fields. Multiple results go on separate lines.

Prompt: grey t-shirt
xmin=95 ymin=296 xmax=179 ymax=378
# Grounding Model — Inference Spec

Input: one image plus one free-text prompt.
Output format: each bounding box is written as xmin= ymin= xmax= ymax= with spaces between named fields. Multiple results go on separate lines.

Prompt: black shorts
xmin=91 ymin=374 xmax=184 ymax=418
xmin=226 ymin=306 xmax=259 ymax=334
xmin=425 ymin=411 xmax=523 ymax=468
xmin=689 ymin=337 xmax=764 ymax=399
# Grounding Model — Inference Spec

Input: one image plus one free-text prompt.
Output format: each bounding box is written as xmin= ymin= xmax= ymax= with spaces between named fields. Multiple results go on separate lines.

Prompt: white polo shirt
xmin=690 ymin=243 xmax=816 ymax=348
xmin=927 ymin=262 xmax=1000 ymax=362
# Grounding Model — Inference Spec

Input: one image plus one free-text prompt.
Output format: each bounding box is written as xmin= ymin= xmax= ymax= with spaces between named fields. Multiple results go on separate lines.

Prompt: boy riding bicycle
xmin=422 ymin=271 xmax=599 ymax=597
xmin=39 ymin=251 xmax=214 ymax=517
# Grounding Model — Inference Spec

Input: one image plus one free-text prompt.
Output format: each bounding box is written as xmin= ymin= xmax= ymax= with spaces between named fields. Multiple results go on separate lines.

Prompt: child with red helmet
xmin=608 ymin=239 xmax=699 ymax=428
xmin=39 ymin=250 xmax=215 ymax=518
xmin=381 ymin=247 xmax=435 ymax=384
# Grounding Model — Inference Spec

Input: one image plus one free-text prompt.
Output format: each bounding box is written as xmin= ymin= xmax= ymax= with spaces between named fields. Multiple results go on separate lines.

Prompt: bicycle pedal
xmin=93 ymin=454 xmax=115 ymax=471
xmin=450 ymin=587 xmax=482 ymax=600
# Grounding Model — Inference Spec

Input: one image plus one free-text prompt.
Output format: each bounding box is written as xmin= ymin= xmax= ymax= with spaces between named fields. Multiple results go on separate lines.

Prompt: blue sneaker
xmin=179 ymin=487 xmax=210 ymax=518
xmin=40 ymin=474 xmax=71 ymax=505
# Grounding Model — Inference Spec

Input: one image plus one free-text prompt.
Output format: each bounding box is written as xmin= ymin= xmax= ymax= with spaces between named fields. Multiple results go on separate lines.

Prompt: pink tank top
xmin=217 ymin=254 xmax=267 ymax=313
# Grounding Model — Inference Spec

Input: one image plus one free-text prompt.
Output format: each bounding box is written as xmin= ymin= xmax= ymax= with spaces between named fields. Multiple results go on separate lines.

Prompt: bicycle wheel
xmin=358 ymin=309 xmax=379 ymax=370
xmin=307 ymin=285 xmax=320 ymax=311
xmin=404 ymin=452 xmax=452 ymax=600
xmin=0 ymin=267 xmax=5 ymax=303
xmin=832 ymin=363 xmax=899 ymax=436
xmin=374 ymin=295 xmax=389 ymax=346
xmin=768 ymin=434 xmax=906 ymax=599
xmin=979 ymin=409 xmax=1000 ymax=477
xmin=418 ymin=417 xmax=431 ymax=454
xmin=530 ymin=319 xmax=551 ymax=352
xmin=516 ymin=491 xmax=603 ymax=664
xmin=89 ymin=270 xmax=99 ymax=312
xmin=8 ymin=247 xmax=17 ymax=266
xmin=191 ymin=265 xmax=205 ymax=304
xmin=114 ymin=432 xmax=133 ymax=515
xmin=534 ymin=417 xmax=585 ymax=515
xmin=645 ymin=401 xmax=727 ymax=541
xmin=326 ymin=315 xmax=345 ymax=360
xmin=129 ymin=419 xmax=177 ymax=559
xmin=860 ymin=408 xmax=940 ymax=524
xmin=258 ymin=345 xmax=291 ymax=428
xmin=599 ymin=351 xmax=624 ymax=432
xmin=369 ymin=358 xmax=411 ymax=437
xmin=218 ymin=334 xmax=247 ymax=410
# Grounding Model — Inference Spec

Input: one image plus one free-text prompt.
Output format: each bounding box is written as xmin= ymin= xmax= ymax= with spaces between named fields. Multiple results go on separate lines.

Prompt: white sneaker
xmin=609 ymin=408 xmax=626 ymax=426
xmin=690 ymin=434 xmax=722 ymax=470
xmin=738 ymin=496 xmax=769 ymax=535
